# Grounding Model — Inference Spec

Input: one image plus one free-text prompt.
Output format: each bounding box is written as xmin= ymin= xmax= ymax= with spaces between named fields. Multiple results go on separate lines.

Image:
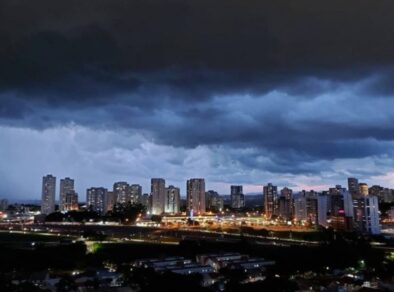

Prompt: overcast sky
xmin=2 ymin=0 xmax=394 ymax=200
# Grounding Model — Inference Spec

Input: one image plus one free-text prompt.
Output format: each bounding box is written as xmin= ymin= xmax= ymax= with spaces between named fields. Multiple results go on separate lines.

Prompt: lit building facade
xmin=306 ymin=197 xmax=318 ymax=225
xmin=293 ymin=192 xmax=319 ymax=225
xmin=86 ymin=187 xmax=107 ymax=214
xmin=206 ymin=190 xmax=223 ymax=211
xmin=114 ymin=182 xmax=130 ymax=204
xmin=106 ymin=191 xmax=116 ymax=212
xmin=326 ymin=186 xmax=354 ymax=231
xmin=41 ymin=174 xmax=56 ymax=215
xmin=359 ymin=183 xmax=369 ymax=196
xmin=317 ymin=194 xmax=328 ymax=227
xmin=263 ymin=183 xmax=278 ymax=219
xmin=59 ymin=177 xmax=75 ymax=212
xmin=347 ymin=177 xmax=359 ymax=197
xmin=354 ymin=195 xmax=380 ymax=234
xmin=294 ymin=196 xmax=307 ymax=222
xmin=278 ymin=187 xmax=293 ymax=220
xmin=187 ymin=178 xmax=206 ymax=215
xmin=63 ymin=192 xmax=78 ymax=211
xmin=129 ymin=184 xmax=142 ymax=204
xmin=164 ymin=185 xmax=180 ymax=214
xmin=151 ymin=178 xmax=166 ymax=215
xmin=230 ymin=185 xmax=245 ymax=209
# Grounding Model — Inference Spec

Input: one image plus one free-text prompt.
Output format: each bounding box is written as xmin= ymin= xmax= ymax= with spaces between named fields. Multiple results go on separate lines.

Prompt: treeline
xmin=44 ymin=203 xmax=146 ymax=224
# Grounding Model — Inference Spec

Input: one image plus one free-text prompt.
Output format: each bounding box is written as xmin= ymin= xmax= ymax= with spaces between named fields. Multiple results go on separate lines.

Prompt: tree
xmin=107 ymin=202 xmax=145 ymax=224
xmin=45 ymin=212 xmax=65 ymax=222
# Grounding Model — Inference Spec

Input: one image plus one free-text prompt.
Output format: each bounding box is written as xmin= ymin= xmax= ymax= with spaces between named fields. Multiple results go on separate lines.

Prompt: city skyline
xmin=14 ymin=173 xmax=393 ymax=203
xmin=2 ymin=172 xmax=394 ymax=202
xmin=36 ymin=173 xmax=385 ymax=236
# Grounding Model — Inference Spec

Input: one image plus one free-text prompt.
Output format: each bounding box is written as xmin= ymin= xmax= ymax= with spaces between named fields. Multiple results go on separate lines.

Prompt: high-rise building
xmin=63 ymin=192 xmax=78 ymax=211
xmin=281 ymin=187 xmax=293 ymax=200
xmin=187 ymin=178 xmax=206 ymax=215
xmin=141 ymin=193 xmax=151 ymax=210
xmin=342 ymin=190 xmax=354 ymax=218
xmin=328 ymin=187 xmax=354 ymax=231
xmin=369 ymin=185 xmax=383 ymax=197
xmin=106 ymin=191 xmax=116 ymax=213
xmin=383 ymin=188 xmax=394 ymax=203
xmin=278 ymin=187 xmax=293 ymax=220
xmin=306 ymin=197 xmax=318 ymax=225
xmin=354 ymin=195 xmax=380 ymax=234
xmin=0 ymin=199 xmax=8 ymax=211
xmin=41 ymin=174 xmax=56 ymax=215
xmin=278 ymin=196 xmax=291 ymax=220
xmin=294 ymin=196 xmax=307 ymax=222
xmin=129 ymin=184 xmax=142 ymax=204
xmin=151 ymin=178 xmax=166 ymax=215
xmin=230 ymin=185 xmax=245 ymax=209
xmin=114 ymin=182 xmax=130 ymax=204
xmin=263 ymin=183 xmax=278 ymax=219
xmin=329 ymin=186 xmax=354 ymax=218
xmin=206 ymin=190 xmax=224 ymax=211
xmin=348 ymin=177 xmax=359 ymax=197
xmin=59 ymin=177 xmax=74 ymax=212
xmin=317 ymin=194 xmax=328 ymax=227
xmin=359 ymin=183 xmax=369 ymax=196
xmin=86 ymin=187 xmax=107 ymax=214
xmin=164 ymin=185 xmax=180 ymax=214
xmin=294 ymin=192 xmax=318 ymax=225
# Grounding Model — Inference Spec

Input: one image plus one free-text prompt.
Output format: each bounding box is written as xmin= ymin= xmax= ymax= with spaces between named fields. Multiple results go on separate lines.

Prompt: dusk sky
xmin=2 ymin=0 xmax=394 ymax=200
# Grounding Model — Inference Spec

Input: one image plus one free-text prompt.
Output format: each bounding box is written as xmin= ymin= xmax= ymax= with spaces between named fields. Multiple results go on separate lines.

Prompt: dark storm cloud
xmin=1 ymin=0 xmax=394 ymax=182
xmin=2 ymin=0 xmax=394 ymax=101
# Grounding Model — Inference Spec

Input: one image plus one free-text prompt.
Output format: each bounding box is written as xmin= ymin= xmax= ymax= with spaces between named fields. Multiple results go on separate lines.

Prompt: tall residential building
xmin=63 ymin=192 xmax=78 ymax=211
xmin=280 ymin=187 xmax=293 ymax=200
xmin=328 ymin=187 xmax=354 ymax=231
xmin=114 ymin=182 xmax=130 ymax=204
xmin=294 ymin=192 xmax=318 ymax=225
xmin=164 ymin=185 xmax=180 ymax=214
xmin=342 ymin=190 xmax=354 ymax=218
xmin=206 ymin=190 xmax=224 ymax=211
xmin=141 ymin=193 xmax=151 ymax=210
xmin=59 ymin=177 xmax=75 ymax=212
xmin=106 ymin=191 xmax=116 ymax=213
xmin=317 ymin=194 xmax=328 ymax=227
xmin=0 ymin=199 xmax=8 ymax=211
xmin=359 ymin=183 xmax=369 ymax=196
xmin=278 ymin=187 xmax=293 ymax=220
xmin=263 ymin=183 xmax=278 ymax=219
xmin=230 ymin=185 xmax=245 ymax=209
xmin=278 ymin=196 xmax=291 ymax=220
xmin=41 ymin=175 xmax=56 ymax=215
xmin=187 ymin=178 xmax=206 ymax=215
xmin=129 ymin=184 xmax=142 ymax=204
xmin=294 ymin=196 xmax=307 ymax=222
xmin=329 ymin=186 xmax=354 ymax=218
xmin=87 ymin=187 xmax=107 ymax=214
xmin=363 ymin=196 xmax=380 ymax=234
xmin=151 ymin=178 xmax=166 ymax=215
xmin=306 ymin=197 xmax=318 ymax=225
xmin=354 ymin=195 xmax=380 ymax=234
xmin=368 ymin=185 xmax=383 ymax=197
xmin=383 ymin=188 xmax=394 ymax=203
xmin=348 ymin=177 xmax=359 ymax=197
